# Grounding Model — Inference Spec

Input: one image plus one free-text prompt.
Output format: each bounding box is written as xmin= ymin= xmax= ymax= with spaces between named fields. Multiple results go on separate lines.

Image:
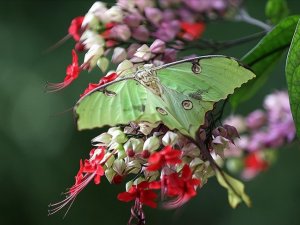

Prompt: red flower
xmin=117 ymin=181 xmax=158 ymax=208
xmin=68 ymin=16 xmax=84 ymax=41
xmin=99 ymin=72 xmax=118 ymax=85
xmin=180 ymin=22 xmax=205 ymax=41
xmin=48 ymin=147 xmax=105 ymax=215
xmin=162 ymin=164 xmax=201 ymax=208
xmin=147 ymin=145 xmax=182 ymax=171
xmin=80 ymin=72 xmax=118 ymax=97
xmin=47 ymin=50 xmax=80 ymax=92
xmin=244 ymin=152 xmax=268 ymax=171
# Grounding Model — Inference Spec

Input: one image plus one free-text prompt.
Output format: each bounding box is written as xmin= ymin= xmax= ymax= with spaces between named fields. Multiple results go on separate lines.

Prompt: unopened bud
xmin=143 ymin=136 xmax=160 ymax=152
xmin=162 ymin=131 xmax=178 ymax=146
xmin=113 ymin=159 xmax=126 ymax=175
xmin=105 ymin=168 xmax=116 ymax=183
xmin=92 ymin=133 xmax=112 ymax=146
xmin=124 ymin=138 xmax=144 ymax=153
xmin=111 ymin=130 xmax=128 ymax=144
xmin=105 ymin=155 xmax=115 ymax=168
xmin=212 ymin=126 xmax=227 ymax=138
xmin=97 ymin=57 xmax=109 ymax=73
xmin=141 ymin=150 xmax=150 ymax=159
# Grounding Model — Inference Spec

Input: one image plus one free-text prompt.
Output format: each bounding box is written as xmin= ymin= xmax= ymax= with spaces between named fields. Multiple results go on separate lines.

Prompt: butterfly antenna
xmin=49 ymin=107 xmax=74 ymax=118
xmin=43 ymin=34 xmax=71 ymax=54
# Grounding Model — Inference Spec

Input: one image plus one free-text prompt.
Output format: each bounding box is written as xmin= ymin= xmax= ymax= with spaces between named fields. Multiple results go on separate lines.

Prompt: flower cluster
xmin=47 ymin=0 xmax=242 ymax=92
xmin=224 ymin=91 xmax=296 ymax=180
xmin=49 ymin=120 xmax=243 ymax=223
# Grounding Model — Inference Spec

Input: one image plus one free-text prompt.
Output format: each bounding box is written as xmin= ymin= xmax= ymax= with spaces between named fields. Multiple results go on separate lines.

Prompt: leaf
xmin=230 ymin=15 xmax=300 ymax=108
xmin=215 ymin=170 xmax=251 ymax=208
xmin=266 ymin=0 xmax=289 ymax=24
xmin=286 ymin=19 xmax=300 ymax=138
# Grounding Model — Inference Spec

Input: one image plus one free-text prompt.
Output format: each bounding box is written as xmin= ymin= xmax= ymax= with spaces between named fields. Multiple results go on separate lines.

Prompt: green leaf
xmin=286 ymin=19 xmax=300 ymax=138
xmin=215 ymin=171 xmax=251 ymax=208
xmin=266 ymin=0 xmax=289 ymax=24
xmin=230 ymin=15 xmax=300 ymax=108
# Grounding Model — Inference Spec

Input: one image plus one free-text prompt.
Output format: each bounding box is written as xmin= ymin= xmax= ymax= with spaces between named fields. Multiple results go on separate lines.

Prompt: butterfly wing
xmin=156 ymin=56 xmax=256 ymax=102
xmin=154 ymin=56 xmax=256 ymax=137
xmin=75 ymin=56 xmax=255 ymax=137
xmin=76 ymin=79 xmax=148 ymax=130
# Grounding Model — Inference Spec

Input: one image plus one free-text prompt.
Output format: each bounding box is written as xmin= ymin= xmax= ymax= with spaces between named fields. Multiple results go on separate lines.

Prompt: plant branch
xmin=183 ymin=31 xmax=266 ymax=52
xmin=235 ymin=8 xmax=272 ymax=31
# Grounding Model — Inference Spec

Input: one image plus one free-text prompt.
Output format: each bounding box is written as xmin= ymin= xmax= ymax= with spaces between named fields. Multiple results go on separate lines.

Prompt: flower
xmin=147 ymin=145 xmax=182 ymax=171
xmin=180 ymin=22 xmax=205 ymax=41
xmin=46 ymin=50 xmax=80 ymax=92
xmin=163 ymin=164 xmax=201 ymax=208
xmin=80 ymin=72 xmax=118 ymax=97
xmin=117 ymin=181 xmax=158 ymax=208
xmin=48 ymin=147 xmax=105 ymax=215
xmin=68 ymin=16 xmax=84 ymax=41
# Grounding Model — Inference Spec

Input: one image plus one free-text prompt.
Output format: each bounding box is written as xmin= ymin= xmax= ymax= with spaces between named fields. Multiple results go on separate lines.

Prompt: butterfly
xmin=74 ymin=55 xmax=255 ymax=139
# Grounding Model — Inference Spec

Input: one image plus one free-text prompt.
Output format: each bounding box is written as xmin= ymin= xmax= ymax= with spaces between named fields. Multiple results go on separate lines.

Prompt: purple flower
xmin=162 ymin=48 xmax=177 ymax=63
xmin=162 ymin=9 xmax=176 ymax=22
xmin=246 ymin=110 xmax=267 ymax=130
xmin=127 ymin=43 xmax=141 ymax=58
xmin=123 ymin=13 xmax=144 ymax=28
xmin=183 ymin=0 xmax=212 ymax=12
xmin=145 ymin=7 xmax=163 ymax=26
xmin=153 ymin=20 xmax=180 ymax=42
xmin=150 ymin=39 xmax=166 ymax=54
xmin=132 ymin=25 xmax=150 ymax=42
xmin=110 ymin=24 xmax=131 ymax=41
xmin=178 ymin=8 xmax=196 ymax=22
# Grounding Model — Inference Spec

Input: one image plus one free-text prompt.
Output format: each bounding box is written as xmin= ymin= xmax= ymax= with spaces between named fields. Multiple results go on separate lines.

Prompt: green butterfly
xmin=75 ymin=56 xmax=255 ymax=139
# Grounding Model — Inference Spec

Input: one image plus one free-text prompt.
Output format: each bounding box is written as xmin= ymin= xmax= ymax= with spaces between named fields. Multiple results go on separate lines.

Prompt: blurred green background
xmin=0 ymin=0 xmax=299 ymax=225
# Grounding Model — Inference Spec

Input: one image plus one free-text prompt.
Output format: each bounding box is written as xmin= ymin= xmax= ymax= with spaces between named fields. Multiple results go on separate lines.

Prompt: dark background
xmin=0 ymin=1 xmax=299 ymax=225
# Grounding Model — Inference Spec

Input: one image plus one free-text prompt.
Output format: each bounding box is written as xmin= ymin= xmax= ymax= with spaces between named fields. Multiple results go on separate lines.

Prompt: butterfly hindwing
xmin=156 ymin=56 xmax=255 ymax=102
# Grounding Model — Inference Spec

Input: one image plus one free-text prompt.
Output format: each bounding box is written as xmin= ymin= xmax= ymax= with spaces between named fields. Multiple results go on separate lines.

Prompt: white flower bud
xmin=126 ymin=180 xmax=133 ymax=191
xmin=81 ymin=30 xmax=105 ymax=49
xmin=84 ymin=44 xmax=104 ymax=68
xmin=82 ymin=13 xmax=100 ymax=30
xmin=118 ymin=149 xmax=127 ymax=159
xmin=97 ymin=57 xmax=109 ymax=73
xmin=111 ymin=130 xmax=128 ymax=144
xmin=162 ymin=131 xmax=178 ymax=146
xmin=105 ymin=155 xmax=115 ymax=168
xmin=138 ymin=121 xmax=159 ymax=135
xmin=105 ymin=168 xmax=116 ymax=183
xmin=104 ymin=6 xmax=123 ymax=23
xmin=125 ymin=160 xmax=142 ymax=174
xmin=189 ymin=158 xmax=204 ymax=168
xmin=92 ymin=133 xmax=112 ymax=146
xmin=113 ymin=159 xmax=126 ymax=175
xmin=112 ymin=47 xmax=127 ymax=64
xmin=134 ymin=44 xmax=152 ymax=61
xmin=116 ymin=60 xmax=134 ymax=75
xmin=143 ymin=170 xmax=159 ymax=182
xmin=124 ymin=138 xmax=144 ymax=153
xmin=143 ymin=136 xmax=160 ymax=152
